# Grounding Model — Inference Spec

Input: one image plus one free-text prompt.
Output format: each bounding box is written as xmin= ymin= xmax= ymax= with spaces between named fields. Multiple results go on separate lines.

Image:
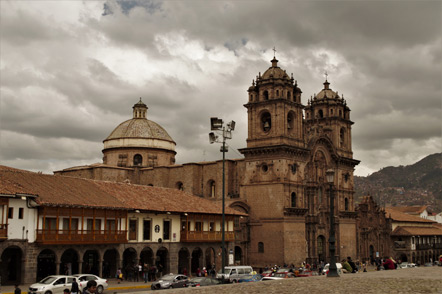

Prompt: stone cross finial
xmin=273 ymin=47 xmax=276 ymax=58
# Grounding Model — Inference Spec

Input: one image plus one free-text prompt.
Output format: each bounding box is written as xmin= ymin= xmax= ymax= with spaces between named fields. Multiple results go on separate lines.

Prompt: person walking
xmin=14 ymin=285 xmax=21 ymax=294
xmin=116 ymin=268 xmax=123 ymax=284
xmin=71 ymin=278 xmax=79 ymax=294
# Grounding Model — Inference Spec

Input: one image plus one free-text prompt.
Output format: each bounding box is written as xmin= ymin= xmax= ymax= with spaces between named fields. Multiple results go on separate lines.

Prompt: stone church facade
xmin=56 ymin=57 xmax=360 ymax=267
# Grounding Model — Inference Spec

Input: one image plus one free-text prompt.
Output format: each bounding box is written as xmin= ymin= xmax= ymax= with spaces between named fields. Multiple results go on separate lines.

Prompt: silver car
xmin=29 ymin=275 xmax=76 ymax=294
xmin=73 ymin=274 xmax=108 ymax=294
xmin=151 ymin=274 xmax=189 ymax=290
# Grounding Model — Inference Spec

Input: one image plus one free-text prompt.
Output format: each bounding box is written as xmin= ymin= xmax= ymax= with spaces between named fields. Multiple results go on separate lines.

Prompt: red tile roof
xmin=392 ymin=225 xmax=442 ymax=236
xmin=0 ymin=165 xmax=246 ymax=216
xmin=388 ymin=206 xmax=428 ymax=215
xmin=384 ymin=208 xmax=434 ymax=223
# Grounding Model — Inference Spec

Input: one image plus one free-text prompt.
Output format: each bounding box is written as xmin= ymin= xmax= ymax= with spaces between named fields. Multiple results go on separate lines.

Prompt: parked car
xmin=187 ymin=277 xmax=221 ymax=287
xmin=262 ymin=272 xmax=296 ymax=280
xmin=261 ymin=270 xmax=273 ymax=277
xmin=73 ymin=274 xmax=108 ymax=294
xmin=216 ymin=266 xmax=253 ymax=283
xmin=238 ymin=274 xmax=263 ymax=283
xmin=29 ymin=276 xmax=76 ymax=294
xmin=296 ymin=269 xmax=314 ymax=277
xmin=322 ymin=263 xmax=343 ymax=275
xmin=151 ymin=274 xmax=189 ymax=290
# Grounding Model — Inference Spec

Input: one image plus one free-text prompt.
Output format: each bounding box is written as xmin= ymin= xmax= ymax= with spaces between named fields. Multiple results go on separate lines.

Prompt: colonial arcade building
xmin=0 ymin=166 xmax=244 ymax=284
xmin=57 ymin=56 xmax=360 ymax=268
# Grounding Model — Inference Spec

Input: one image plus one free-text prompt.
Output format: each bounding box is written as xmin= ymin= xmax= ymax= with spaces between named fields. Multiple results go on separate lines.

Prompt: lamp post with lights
xmin=326 ymin=168 xmax=340 ymax=277
xmin=209 ymin=117 xmax=235 ymax=275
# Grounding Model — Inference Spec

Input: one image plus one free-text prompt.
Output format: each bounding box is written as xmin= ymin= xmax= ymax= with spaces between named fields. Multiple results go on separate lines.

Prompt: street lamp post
xmin=209 ymin=117 xmax=235 ymax=276
xmin=326 ymin=168 xmax=339 ymax=277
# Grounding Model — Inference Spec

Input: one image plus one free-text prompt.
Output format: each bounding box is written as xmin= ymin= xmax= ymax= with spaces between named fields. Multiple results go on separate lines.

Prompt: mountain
xmin=354 ymin=153 xmax=442 ymax=212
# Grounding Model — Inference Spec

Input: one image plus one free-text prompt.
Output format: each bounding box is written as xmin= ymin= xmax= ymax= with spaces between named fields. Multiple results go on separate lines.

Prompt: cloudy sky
xmin=1 ymin=0 xmax=441 ymax=176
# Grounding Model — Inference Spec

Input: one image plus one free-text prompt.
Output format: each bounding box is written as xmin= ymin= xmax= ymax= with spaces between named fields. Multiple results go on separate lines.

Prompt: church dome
xmin=261 ymin=57 xmax=291 ymax=80
xmin=315 ymin=80 xmax=339 ymax=99
xmin=103 ymin=99 xmax=176 ymax=152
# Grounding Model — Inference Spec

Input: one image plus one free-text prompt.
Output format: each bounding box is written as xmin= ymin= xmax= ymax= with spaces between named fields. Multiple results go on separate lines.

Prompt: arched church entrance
xmin=37 ymin=249 xmax=56 ymax=281
xmin=103 ymin=249 xmax=119 ymax=279
xmin=369 ymin=245 xmax=375 ymax=263
xmin=0 ymin=246 xmax=22 ymax=285
xmin=61 ymin=248 xmax=79 ymax=275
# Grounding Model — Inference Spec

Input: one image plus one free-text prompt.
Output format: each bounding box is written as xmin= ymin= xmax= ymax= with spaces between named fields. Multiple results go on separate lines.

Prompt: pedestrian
xmin=83 ymin=280 xmax=97 ymax=294
xmin=383 ymin=257 xmax=396 ymax=270
xmin=63 ymin=289 xmax=70 ymax=294
xmin=347 ymin=256 xmax=357 ymax=273
xmin=196 ymin=268 xmax=201 ymax=277
xmin=116 ymin=268 xmax=123 ymax=284
xmin=143 ymin=263 xmax=148 ymax=283
xmin=71 ymin=278 xmax=79 ymax=294
xmin=158 ymin=263 xmax=163 ymax=278
xmin=14 ymin=284 xmax=21 ymax=294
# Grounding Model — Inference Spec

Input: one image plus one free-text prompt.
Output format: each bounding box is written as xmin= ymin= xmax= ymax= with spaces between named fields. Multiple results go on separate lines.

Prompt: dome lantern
xmin=133 ymin=97 xmax=148 ymax=119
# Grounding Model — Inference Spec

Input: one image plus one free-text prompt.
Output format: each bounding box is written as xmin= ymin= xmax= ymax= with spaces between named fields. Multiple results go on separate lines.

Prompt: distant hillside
xmin=354 ymin=153 xmax=442 ymax=212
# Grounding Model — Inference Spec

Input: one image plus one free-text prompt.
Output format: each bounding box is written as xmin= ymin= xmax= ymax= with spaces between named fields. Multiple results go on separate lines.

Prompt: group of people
xmin=116 ymin=263 xmax=164 ymax=283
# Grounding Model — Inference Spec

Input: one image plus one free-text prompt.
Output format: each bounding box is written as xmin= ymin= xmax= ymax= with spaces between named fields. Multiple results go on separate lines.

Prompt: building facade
xmin=56 ymin=57 xmax=360 ymax=267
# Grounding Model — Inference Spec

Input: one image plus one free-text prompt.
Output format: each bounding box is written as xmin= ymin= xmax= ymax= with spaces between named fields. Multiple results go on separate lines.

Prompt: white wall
xmin=7 ymin=198 xmax=37 ymax=242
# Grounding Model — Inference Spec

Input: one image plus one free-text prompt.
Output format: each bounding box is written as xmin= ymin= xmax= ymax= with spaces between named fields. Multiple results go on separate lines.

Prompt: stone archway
xmin=191 ymin=248 xmax=203 ymax=275
xmin=61 ymin=248 xmax=79 ymax=275
xmin=399 ymin=253 xmax=408 ymax=263
xmin=178 ymin=248 xmax=190 ymax=275
xmin=140 ymin=247 xmax=154 ymax=267
xmin=37 ymin=249 xmax=56 ymax=281
xmin=234 ymin=246 xmax=242 ymax=265
xmin=156 ymin=247 xmax=169 ymax=275
xmin=205 ymin=247 xmax=216 ymax=271
xmin=123 ymin=248 xmax=137 ymax=281
xmin=0 ymin=246 xmax=23 ymax=285
xmin=103 ymin=248 xmax=119 ymax=279
xmin=83 ymin=250 xmax=99 ymax=275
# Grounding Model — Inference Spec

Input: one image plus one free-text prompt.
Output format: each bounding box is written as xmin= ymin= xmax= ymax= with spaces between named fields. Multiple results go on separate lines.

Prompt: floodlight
xmin=209 ymin=132 xmax=217 ymax=144
xmin=211 ymin=117 xmax=223 ymax=130
xmin=228 ymin=120 xmax=236 ymax=131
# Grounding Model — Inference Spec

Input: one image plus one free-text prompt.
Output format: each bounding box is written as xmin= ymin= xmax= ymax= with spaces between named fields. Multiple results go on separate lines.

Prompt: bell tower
xmin=244 ymin=57 xmax=305 ymax=149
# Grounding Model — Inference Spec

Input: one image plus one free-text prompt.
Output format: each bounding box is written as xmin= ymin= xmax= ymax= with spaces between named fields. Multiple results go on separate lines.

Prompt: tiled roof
xmin=384 ymin=208 xmax=434 ymax=223
xmin=392 ymin=225 xmax=442 ymax=236
xmin=0 ymin=165 xmax=246 ymax=216
xmin=388 ymin=206 xmax=428 ymax=215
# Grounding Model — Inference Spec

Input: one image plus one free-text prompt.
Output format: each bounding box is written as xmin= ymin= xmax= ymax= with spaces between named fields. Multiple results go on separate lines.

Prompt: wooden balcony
xmin=0 ymin=224 xmax=7 ymax=240
xmin=180 ymin=231 xmax=235 ymax=242
xmin=36 ymin=229 xmax=127 ymax=245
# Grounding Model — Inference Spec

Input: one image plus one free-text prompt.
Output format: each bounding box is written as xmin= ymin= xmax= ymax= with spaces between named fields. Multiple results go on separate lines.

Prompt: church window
xmin=345 ymin=198 xmax=349 ymax=211
xmin=287 ymin=91 xmax=291 ymax=100
xmin=118 ymin=154 xmax=128 ymax=167
xmin=318 ymin=188 xmax=322 ymax=204
xmin=287 ymin=112 xmax=295 ymax=131
xmin=176 ymin=182 xmax=184 ymax=191
xmin=290 ymin=164 xmax=297 ymax=174
xmin=263 ymin=91 xmax=269 ymax=100
xmin=207 ymin=180 xmax=216 ymax=197
xmin=133 ymin=154 xmax=143 ymax=166
xmin=258 ymin=242 xmax=264 ymax=253
xmin=344 ymin=173 xmax=349 ymax=182
xmin=291 ymin=192 xmax=297 ymax=208
xmin=340 ymin=128 xmax=346 ymax=147
xmin=261 ymin=112 xmax=271 ymax=132
xmin=318 ymin=109 xmax=324 ymax=118
xmin=331 ymin=109 xmax=334 ymax=115
xmin=276 ymin=90 xmax=279 ymax=97
xmin=339 ymin=110 xmax=342 ymax=117
xmin=261 ymin=164 xmax=269 ymax=173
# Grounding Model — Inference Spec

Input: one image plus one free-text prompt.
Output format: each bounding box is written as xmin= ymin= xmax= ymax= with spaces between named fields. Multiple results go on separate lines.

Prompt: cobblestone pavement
xmin=161 ymin=267 xmax=442 ymax=294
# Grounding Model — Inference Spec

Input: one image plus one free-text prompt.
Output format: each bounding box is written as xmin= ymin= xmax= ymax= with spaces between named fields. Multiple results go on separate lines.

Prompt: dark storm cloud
xmin=1 ymin=1 xmax=440 ymax=176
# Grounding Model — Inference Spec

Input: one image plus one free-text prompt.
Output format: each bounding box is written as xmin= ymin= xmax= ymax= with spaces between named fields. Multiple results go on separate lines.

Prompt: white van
xmin=216 ymin=265 xmax=253 ymax=283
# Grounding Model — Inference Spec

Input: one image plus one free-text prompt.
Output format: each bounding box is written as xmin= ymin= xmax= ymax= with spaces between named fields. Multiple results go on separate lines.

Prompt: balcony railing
xmin=416 ymin=243 xmax=432 ymax=250
xmin=180 ymin=231 xmax=235 ymax=242
xmin=36 ymin=229 xmax=127 ymax=244
xmin=0 ymin=224 xmax=8 ymax=240
xmin=394 ymin=241 xmax=406 ymax=249
xmin=434 ymin=242 xmax=442 ymax=249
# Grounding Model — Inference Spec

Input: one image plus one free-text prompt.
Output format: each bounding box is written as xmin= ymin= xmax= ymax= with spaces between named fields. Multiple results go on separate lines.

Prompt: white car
xmin=322 ymin=263 xmax=343 ymax=275
xmin=73 ymin=274 xmax=108 ymax=294
xmin=29 ymin=275 xmax=76 ymax=294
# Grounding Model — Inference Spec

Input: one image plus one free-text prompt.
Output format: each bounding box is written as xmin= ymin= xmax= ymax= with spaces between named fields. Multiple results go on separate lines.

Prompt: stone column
xmin=98 ymin=259 xmax=103 ymax=278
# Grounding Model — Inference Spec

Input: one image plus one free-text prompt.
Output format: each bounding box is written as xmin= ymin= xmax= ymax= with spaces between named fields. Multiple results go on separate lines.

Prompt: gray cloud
xmin=1 ymin=0 xmax=441 ymax=177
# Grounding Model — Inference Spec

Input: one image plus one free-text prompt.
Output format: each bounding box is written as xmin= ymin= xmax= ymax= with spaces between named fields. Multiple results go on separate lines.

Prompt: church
xmin=56 ymin=56 xmax=360 ymax=267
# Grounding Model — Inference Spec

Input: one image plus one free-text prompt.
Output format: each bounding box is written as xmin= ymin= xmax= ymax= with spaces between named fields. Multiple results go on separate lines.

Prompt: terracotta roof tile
xmin=0 ymin=165 xmax=246 ymax=216
xmin=389 ymin=206 xmax=428 ymax=215
xmin=384 ymin=208 xmax=434 ymax=223
xmin=392 ymin=225 xmax=442 ymax=236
